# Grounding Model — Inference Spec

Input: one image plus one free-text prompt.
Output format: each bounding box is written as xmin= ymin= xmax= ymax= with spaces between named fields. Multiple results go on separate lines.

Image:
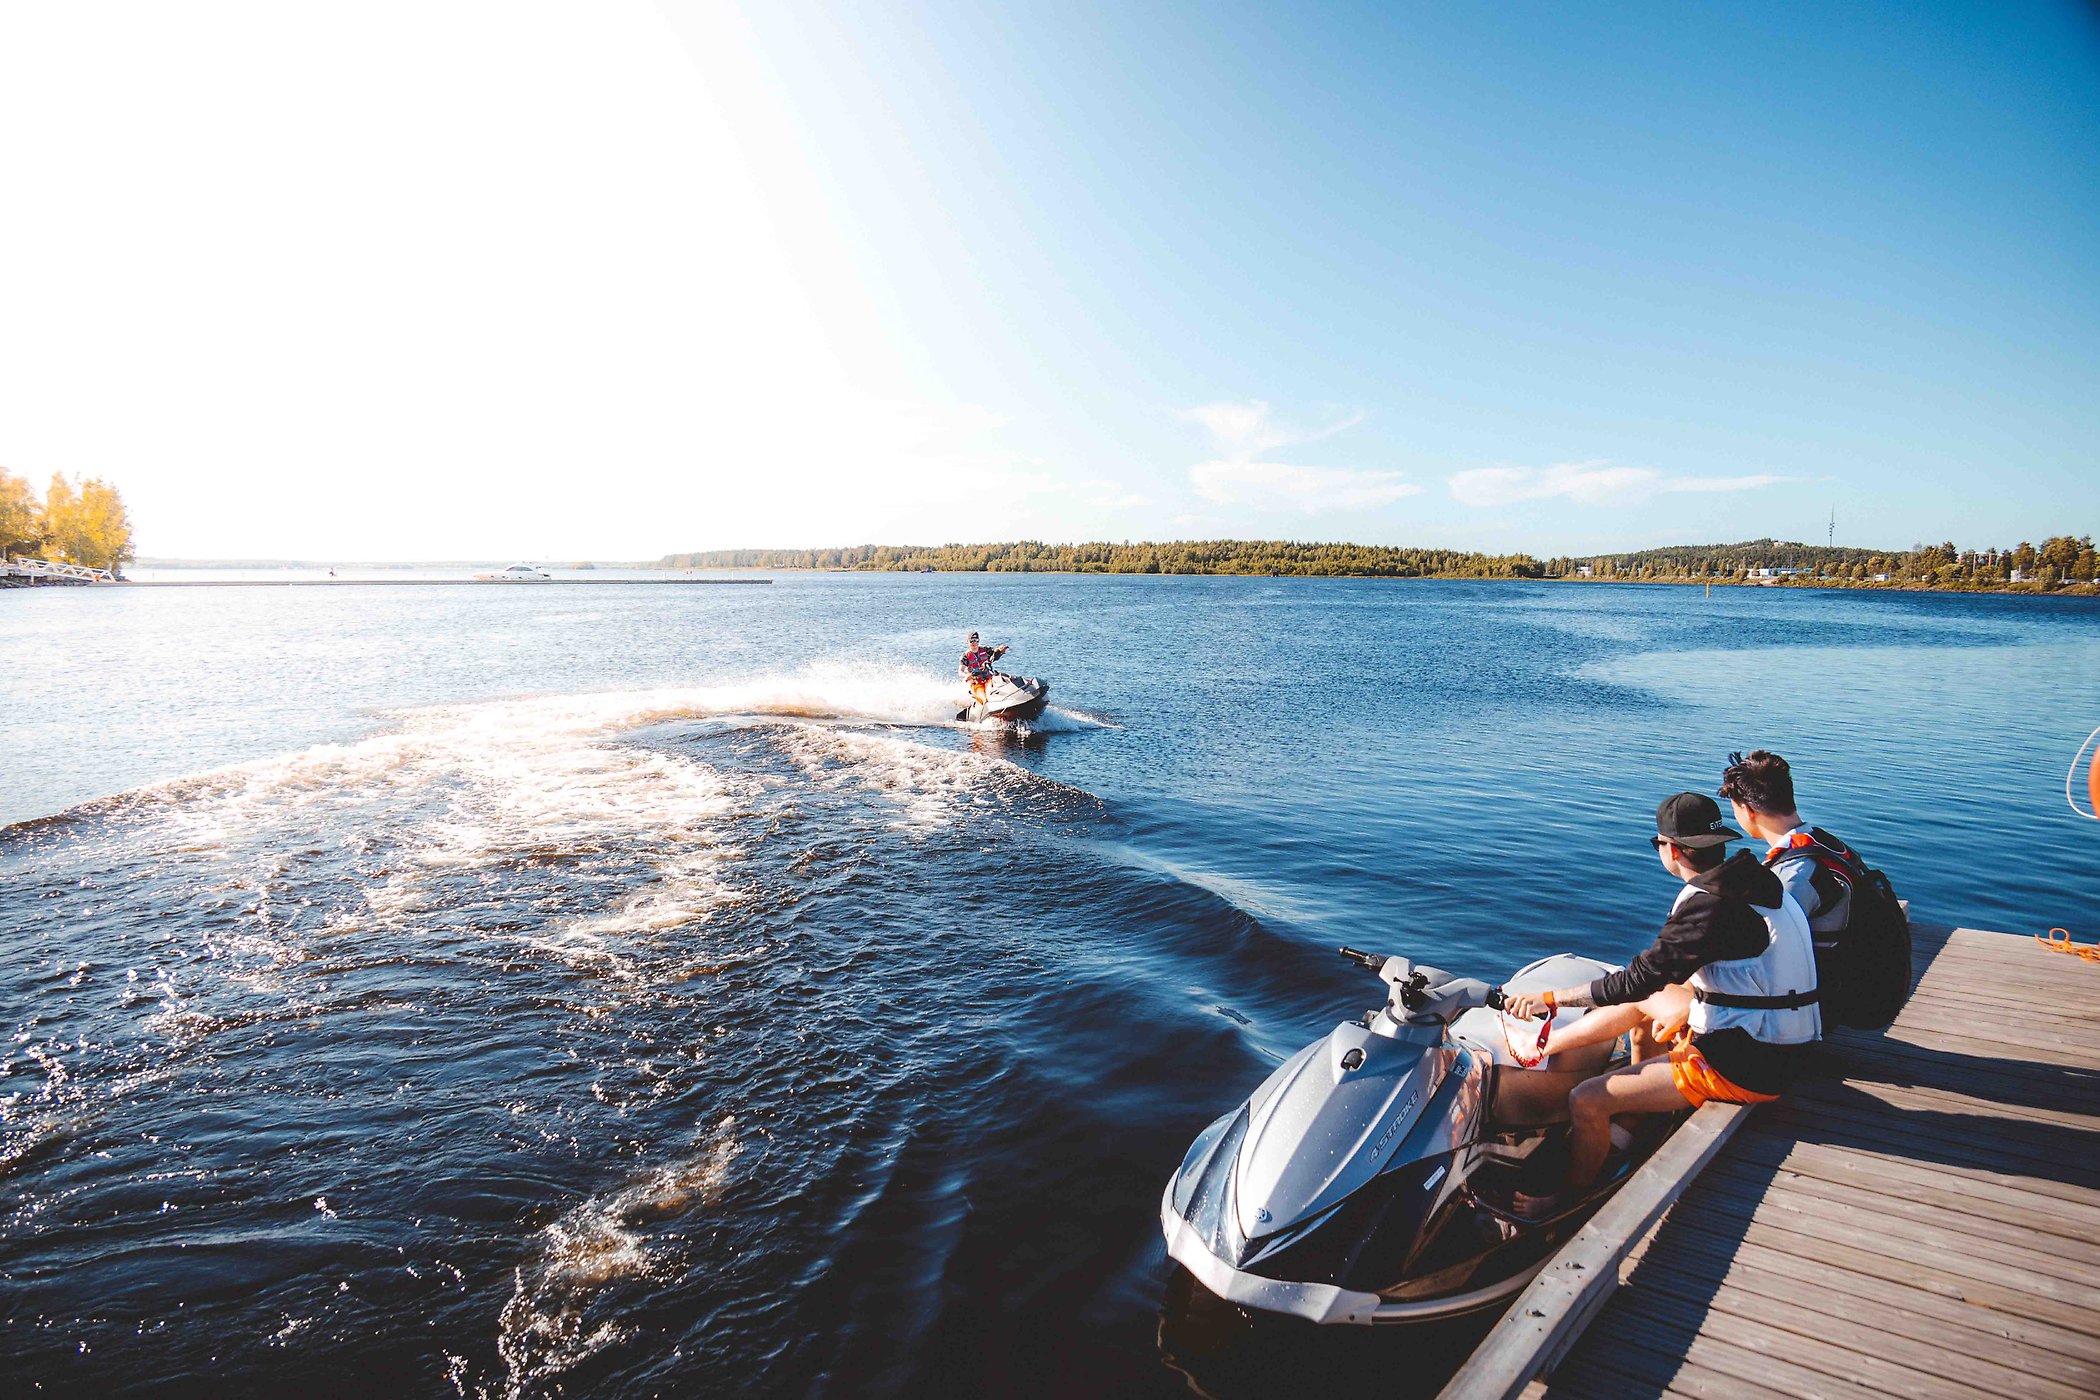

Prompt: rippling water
xmin=4 ymin=575 xmax=2096 ymax=1397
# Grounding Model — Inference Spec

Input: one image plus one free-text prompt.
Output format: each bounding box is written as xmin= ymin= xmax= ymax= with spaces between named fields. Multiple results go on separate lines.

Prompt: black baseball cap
xmin=1655 ymin=791 xmax=1742 ymax=848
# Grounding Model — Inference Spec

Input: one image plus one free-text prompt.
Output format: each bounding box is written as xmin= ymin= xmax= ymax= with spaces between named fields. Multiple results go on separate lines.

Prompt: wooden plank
xmin=1909 ymin=960 xmax=2082 ymax=987
xmin=1894 ymin=993 xmax=2100 ymax=1044
xmin=1671 ymin=1173 xmax=2100 ymax=1300
xmin=1658 ymin=1208 xmax=2099 ymax=1339
xmin=1875 ymin=1006 xmax=2100 ymax=1063
xmin=1873 ymin=1022 xmax=2100 ymax=1072
xmin=1547 ymin=1345 xmax=1802 ymax=1400
xmin=1609 ymin=1276 xmax=2091 ymax=1400
xmin=1434 ymin=1101 xmax=1751 ymax=1400
xmin=1582 ymin=1311 xmax=1903 ymax=1400
xmin=1903 ymin=965 xmax=2065 ymax=992
xmin=1865 ymin=1022 xmax=2100 ymax=1072
xmin=1903 ymin=964 xmax=2100 ymax=1003
xmin=1724 ymin=1133 xmax=2100 ymax=1243
xmin=1552 ymin=1326 xmax=1870 ymax=1400
xmin=1801 ymin=1079 xmax=2100 ymax=1142
xmin=1704 ymin=1155 xmax=2100 ymax=1262
xmin=1745 ymin=1089 xmax=2096 ymax=1172
xmin=1737 ymin=1125 xmax=2100 ymax=1218
xmin=1920 ymin=933 xmax=2097 ymax=967
xmin=1629 ymin=1236 xmax=2100 ymax=1388
xmin=1752 ymin=1108 xmax=2100 ymax=1194
xmin=1798 ymin=1071 xmax=2100 ymax=1133
xmin=1756 ymin=1097 xmax=2100 ymax=1188
xmin=1902 ymin=961 xmax=2082 ymax=994
xmin=1823 ymin=1039 xmax=2100 ymax=1112
xmin=1908 ymin=990 xmax=2100 ymax=1021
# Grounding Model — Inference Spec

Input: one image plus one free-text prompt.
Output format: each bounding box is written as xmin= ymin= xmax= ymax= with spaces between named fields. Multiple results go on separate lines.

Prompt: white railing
xmin=1 ymin=555 xmax=117 ymax=584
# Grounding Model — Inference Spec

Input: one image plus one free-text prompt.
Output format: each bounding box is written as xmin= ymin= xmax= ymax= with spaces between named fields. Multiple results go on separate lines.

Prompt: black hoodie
xmin=1587 ymin=850 xmax=1788 ymax=1008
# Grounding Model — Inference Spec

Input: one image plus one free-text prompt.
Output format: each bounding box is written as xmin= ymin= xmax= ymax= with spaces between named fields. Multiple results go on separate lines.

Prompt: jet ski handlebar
xmin=1336 ymin=946 xmax=1506 ymax=1018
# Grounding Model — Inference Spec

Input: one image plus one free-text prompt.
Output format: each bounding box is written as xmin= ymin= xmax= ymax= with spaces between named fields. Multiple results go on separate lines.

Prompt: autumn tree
xmin=42 ymin=473 xmax=136 ymax=571
xmin=0 ymin=467 xmax=44 ymax=559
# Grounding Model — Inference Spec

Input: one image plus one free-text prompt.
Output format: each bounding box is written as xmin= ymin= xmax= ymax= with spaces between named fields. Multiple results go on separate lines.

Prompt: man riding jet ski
xmin=956 ymin=631 xmax=1049 ymax=723
xmin=1161 ymin=947 xmax=1675 ymax=1324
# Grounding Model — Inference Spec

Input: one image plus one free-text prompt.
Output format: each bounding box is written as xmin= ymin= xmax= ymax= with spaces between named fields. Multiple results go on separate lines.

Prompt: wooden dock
xmin=1442 ymin=919 xmax=2100 ymax=1399
xmin=1 ymin=556 xmax=116 ymax=586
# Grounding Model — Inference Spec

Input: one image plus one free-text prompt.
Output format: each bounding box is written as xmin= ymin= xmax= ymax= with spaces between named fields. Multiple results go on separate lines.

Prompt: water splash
xmin=490 ymin=1116 xmax=741 ymax=1398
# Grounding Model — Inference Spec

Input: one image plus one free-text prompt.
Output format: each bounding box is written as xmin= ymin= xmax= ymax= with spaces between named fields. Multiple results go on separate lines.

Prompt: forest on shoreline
xmin=660 ymin=535 xmax=2098 ymax=592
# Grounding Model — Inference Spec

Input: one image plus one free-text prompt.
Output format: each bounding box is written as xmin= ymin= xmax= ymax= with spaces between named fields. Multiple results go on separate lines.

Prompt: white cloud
xmin=1079 ymin=479 xmax=1151 ymax=510
xmin=1192 ymin=460 xmax=1420 ymax=512
xmin=1448 ymin=461 xmax=1784 ymax=508
xmin=1660 ymin=474 xmax=1785 ymax=494
xmin=1179 ymin=400 xmax=1406 ymax=515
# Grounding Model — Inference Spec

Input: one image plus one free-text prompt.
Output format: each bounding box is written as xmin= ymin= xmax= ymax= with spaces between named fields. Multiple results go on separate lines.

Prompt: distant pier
xmin=1442 ymin=919 xmax=2099 ymax=1399
xmin=2 ymin=557 xmax=117 ymax=586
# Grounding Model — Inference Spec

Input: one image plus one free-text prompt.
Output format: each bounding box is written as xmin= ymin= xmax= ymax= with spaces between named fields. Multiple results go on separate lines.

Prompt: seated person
xmin=959 ymin=631 xmax=1007 ymax=700
xmin=1721 ymin=748 xmax=1871 ymax=974
xmin=1503 ymin=792 xmax=1820 ymax=1205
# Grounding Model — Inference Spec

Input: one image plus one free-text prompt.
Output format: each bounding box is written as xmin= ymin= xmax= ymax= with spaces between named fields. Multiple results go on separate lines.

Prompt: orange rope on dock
xmin=2035 ymin=927 xmax=2100 ymax=963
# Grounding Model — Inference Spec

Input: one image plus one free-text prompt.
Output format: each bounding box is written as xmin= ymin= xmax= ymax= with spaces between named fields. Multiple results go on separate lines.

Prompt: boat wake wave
xmin=20 ymin=665 xmax=1101 ymax=988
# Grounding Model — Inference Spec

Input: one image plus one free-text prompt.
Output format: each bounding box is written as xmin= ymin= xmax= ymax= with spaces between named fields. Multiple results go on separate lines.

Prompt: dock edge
xmin=1436 ymin=1099 xmax=1753 ymax=1400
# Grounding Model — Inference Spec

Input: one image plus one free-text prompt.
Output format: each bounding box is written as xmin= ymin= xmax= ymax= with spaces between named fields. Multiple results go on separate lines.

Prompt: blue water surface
xmin=2 ymin=574 xmax=2095 ymax=1397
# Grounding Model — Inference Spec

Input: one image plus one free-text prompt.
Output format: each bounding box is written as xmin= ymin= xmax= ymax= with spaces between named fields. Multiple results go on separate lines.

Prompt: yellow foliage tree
xmin=42 ymin=472 xmax=136 ymax=571
xmin=0 ymin=467 xmax=44 ymax=558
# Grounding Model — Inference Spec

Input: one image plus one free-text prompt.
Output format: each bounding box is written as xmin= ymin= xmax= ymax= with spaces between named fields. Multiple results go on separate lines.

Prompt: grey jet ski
xmin=1162 ymin=946 xmax=1666 ymax=1324
xmin=957 ymin=670 xmax=1050 ymax=724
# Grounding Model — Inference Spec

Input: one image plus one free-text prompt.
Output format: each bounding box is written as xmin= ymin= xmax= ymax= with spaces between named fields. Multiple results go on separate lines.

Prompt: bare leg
xmin=1488 ymin=1068 xmax=1593 ymax=1128
xmin=1539 ymin=1003 xmax=1642 ymax=1060
xmin=1567 ymin=1059 xmax=1694 ymax=1192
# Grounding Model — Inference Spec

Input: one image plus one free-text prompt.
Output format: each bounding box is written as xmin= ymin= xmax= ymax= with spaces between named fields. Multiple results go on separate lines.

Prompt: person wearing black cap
xmin=1503 ymin=790 xmax=1820 ymax=1204
xmin=959 ymin=631 xmax=1008 ymax=704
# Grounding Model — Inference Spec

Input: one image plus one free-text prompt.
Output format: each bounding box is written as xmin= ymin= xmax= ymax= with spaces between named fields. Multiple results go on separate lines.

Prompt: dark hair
xmin=1673 ymin=841 xmax=1728 ymax=873
xmin=1720 ymin=749 xmax=1795 ymax=815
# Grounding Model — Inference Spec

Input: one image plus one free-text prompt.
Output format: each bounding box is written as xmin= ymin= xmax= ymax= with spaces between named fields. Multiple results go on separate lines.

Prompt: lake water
xmin=3 ymin=575 xmax=2096 ymax=1398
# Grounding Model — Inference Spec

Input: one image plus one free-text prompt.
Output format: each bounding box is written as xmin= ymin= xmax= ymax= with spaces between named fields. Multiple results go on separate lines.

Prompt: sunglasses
xmin=1649 ymin=836 xmax=1672 ymax=850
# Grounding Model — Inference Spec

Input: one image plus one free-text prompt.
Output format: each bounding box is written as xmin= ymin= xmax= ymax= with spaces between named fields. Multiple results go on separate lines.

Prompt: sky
xmin=0 ymin=1 xmax=2095 ymax=561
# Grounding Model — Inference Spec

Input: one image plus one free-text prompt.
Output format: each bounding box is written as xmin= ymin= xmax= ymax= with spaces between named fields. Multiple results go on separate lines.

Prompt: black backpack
xmin=1768 ymin=829 xmax=1912 ymax=1031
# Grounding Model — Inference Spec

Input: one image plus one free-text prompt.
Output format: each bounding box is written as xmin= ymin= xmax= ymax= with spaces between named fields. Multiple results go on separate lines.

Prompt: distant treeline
xmin=659 ymin=535 xmax=2097 ymax=589
xmin=1552 ymin=535 xmax=2098 ymax=588
xmin=660 ymin=540 xmax=1548 ymax=577
xmin=1 ymin=467 xmax=136 ymax=571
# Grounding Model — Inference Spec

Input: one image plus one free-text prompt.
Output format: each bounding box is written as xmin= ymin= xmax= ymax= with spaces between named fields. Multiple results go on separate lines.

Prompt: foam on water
xmin=95 ymin=664 xmax=1090 ymax=943
xmin=489 ymin=1115 xmax=741 ymax=1399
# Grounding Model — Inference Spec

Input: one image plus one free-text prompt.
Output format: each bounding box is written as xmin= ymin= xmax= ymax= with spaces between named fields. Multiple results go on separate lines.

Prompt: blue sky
xmin=1 ymin=2 xmax=2094 ymax=557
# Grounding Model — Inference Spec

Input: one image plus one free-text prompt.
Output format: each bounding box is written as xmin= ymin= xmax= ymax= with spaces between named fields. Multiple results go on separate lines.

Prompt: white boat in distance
xmin=473 ymin=563 xmax=553 ymax=582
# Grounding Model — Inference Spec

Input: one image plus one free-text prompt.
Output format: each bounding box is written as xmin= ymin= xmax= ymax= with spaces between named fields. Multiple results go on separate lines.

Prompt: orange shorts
xmin=1670 ymin=1036 xmax=1780 ymax=1108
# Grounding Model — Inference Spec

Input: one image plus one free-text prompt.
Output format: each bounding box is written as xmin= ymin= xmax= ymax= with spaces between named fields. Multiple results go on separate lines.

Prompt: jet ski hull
xmin=960 ymin=675 xmax=1049 ymax=723
xmin=1162 ymin=951 xmax=1647 ymax=1323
